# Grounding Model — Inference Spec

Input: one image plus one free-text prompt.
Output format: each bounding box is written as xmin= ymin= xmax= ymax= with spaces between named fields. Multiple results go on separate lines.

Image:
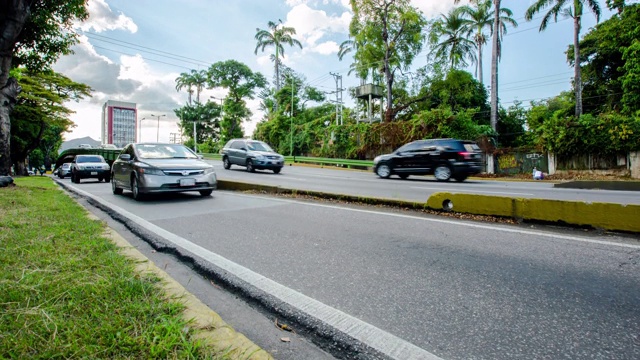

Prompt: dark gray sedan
xmin=110 ymin=143 xmax=217 ymax=201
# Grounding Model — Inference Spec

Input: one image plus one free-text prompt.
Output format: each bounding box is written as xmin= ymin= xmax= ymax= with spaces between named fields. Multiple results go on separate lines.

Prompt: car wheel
xmin=59 ymin=174 xmax=64 ymax=179
xmin=273 ymin=167 xmax=281 ymax=174
xmin=246 ymin=159 xmax=255 ymax=173
xmin=223 ymin=156 xmax=231 ymax=170
xmin=73 ymin=172 xmax=80 ymax=184
xmin=131 ymin=176 xmax=144 ymax=201
xmin=112 ymin=176 xmax=123 ymax=195
xmin=434 ymin=165 xmax=452 ymax=181
xmin=398 ymin=174 xmax=409 ymax=180
xmin=454 ymin=174 xmax=468 ymax=182
xmin=199 ymin=189 xmax=213 ymax=196
xmin=98 ymin=176 xmax=103 ymax=182
xmin=376 ymin=164 xmax=391 ymax=179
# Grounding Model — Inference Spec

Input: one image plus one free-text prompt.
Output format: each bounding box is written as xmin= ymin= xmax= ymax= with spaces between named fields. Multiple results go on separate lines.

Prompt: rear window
xmin=76 ymin=156 xmax=105 ymax=163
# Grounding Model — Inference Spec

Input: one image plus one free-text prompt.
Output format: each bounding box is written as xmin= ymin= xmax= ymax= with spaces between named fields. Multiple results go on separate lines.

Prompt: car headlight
xmin=254 ymin=154 xmax=265 ymax=160
xmin=77 ymin=165 xmax=85 ymax=170
xmin=102 ymin=164 xmax=110 ymax=170
xmin=204 ymin=167 xmax=216 ymax=174
xmin=373 ymin=156 xmax=381 ymax=165
xmin=138 ymin=167 xmax=163 ymax=175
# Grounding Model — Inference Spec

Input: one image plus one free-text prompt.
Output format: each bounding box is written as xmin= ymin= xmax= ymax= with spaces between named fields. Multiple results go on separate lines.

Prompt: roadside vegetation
xmin=0 ymin=177 xmax=225 ymax=359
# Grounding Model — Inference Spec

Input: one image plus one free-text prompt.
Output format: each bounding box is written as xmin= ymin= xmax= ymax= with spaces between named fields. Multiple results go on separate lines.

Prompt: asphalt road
xmin=61 ymin=177 xmax=640 ymax=360
xmin=209 ymin=160 xmax=640 ymax=205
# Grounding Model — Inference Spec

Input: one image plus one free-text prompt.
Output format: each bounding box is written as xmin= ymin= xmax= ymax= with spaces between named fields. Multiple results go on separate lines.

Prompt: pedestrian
xmin=533 ymin=167 xmax=544 ymax=180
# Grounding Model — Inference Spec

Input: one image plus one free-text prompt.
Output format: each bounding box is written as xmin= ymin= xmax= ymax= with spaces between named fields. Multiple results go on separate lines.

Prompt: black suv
xmin=372 ymin=139 xmax=483 ymax=182
xmin=220 ymin=139 xmax=285 ymax=173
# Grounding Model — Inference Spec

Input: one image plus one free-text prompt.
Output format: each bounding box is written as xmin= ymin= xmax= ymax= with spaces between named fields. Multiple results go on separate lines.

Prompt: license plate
xmin=91 ymin=172 xmax=98 ymax=175
xmin=180 ymin=178 xmax=196 ymax=186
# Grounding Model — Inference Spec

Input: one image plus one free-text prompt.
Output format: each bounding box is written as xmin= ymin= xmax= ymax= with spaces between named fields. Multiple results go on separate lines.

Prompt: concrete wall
xmin=630 ymin=151 xmax=640 ymax=179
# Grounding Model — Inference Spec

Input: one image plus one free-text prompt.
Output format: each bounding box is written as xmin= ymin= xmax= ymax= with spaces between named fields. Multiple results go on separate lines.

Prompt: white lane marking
xmin=227 ymin=191 xmax=640 ymax=250
xmin=411 ymin=186 xmax=535 ymax=196
xmin=68 ymin=185 xmax=442 ymax=360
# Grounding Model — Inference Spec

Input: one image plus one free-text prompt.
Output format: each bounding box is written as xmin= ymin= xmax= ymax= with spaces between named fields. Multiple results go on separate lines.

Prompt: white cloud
xmin=412 ymin=0 xmax=468 ymax=19
xmin=285 ymin=4 xmax=350 ymax=54
xmin=311 ymin=41 xmax=339 ymax=55
xmin=76 ymin=0 xmax=138 ymax=33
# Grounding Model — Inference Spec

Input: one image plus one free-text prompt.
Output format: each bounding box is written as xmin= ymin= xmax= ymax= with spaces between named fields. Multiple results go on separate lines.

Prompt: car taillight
xmin=458 ymin=151 xmax=473 ymax=160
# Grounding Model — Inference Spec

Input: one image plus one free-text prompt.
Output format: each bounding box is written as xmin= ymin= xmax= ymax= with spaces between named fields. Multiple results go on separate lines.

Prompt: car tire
xmin=73 ymin=172 xmax=80 ymax=184
xmin=199 ymin=189 xmax=213 ymax=196
xmin=434 ymin=165 xmax=452 ymax=182
xmin=98 ymin=176 xmax=103 ymax=182
xmin=376 ymin=164 xmax=391 ymax=179
xmin=454 ymin=174 xmax=468 ymax=182
xmin=112 ymin=176 xmax=123 ymax=195
xmin=398 ymin=174 xmax=409 ymax=180
xmin=246 ymin=159 xmax=255 ymax=173
xmin=223 ymin=156 xmax=231 ymax=170
xmin=59 ymin=174 xmax=64 ymax=179
xmin=273 ymin=167 xmax=281 ymax=174
xmin=131 ymin=176 xmax=144 ymax=201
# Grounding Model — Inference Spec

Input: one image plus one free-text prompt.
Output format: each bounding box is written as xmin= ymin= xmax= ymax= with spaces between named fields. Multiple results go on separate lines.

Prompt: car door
xmin=113 ymin=145 xmax=134 ymax=187
xmin=393 ymin=141 xmax=422 ymax=173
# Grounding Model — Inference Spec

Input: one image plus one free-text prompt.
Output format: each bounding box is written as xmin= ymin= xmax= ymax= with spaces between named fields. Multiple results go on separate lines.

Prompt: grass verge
xmin=0 ymin=176 xmax=225 ymax=359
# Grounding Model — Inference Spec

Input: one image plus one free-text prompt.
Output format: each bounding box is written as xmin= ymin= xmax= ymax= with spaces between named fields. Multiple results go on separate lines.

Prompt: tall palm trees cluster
xmin=444 ymin=0 xmax=601 ymax=127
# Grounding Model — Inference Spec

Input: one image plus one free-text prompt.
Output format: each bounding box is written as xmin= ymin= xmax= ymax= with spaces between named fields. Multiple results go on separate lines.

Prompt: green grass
xmin=0 ymin=177 xmax=225 ymax=359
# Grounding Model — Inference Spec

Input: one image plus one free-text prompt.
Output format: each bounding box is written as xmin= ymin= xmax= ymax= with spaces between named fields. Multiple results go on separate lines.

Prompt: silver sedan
xmin=111 ymin=143 xmax=217 ymax=201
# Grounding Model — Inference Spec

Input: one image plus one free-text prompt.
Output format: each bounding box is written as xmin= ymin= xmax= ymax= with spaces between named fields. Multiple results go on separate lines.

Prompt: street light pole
xmin=150 ymin=114 xmax=166 ymax=142
xmin=139 ymin=117 xmax=148 ymax=142
xmin=290 ymin=77 xmax=294 ymax=156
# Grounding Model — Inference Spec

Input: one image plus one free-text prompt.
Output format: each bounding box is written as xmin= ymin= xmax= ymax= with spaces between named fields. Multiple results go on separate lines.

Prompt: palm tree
xmin=175 ymin=71 xmax=195 ymax=105
xmin=190 ymin=69 xmax=207 ymax=104
xmin=457 ymin=0 xmax=517 ymax=85
xmin=525 ymin=0 xmax=601 ymax=117
xmin=254 ymin=20 xmax=302 ymax=93
xmin=431 ymin=8 xmax=477 ymax=70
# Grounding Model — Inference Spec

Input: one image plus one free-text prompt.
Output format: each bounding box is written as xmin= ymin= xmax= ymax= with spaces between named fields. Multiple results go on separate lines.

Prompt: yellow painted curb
xmin=427 ymin=192 xmax=640 ymax=233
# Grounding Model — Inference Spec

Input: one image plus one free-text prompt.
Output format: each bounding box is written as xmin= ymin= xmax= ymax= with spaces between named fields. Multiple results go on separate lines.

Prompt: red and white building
xmin=101 ymin=100 xmax=137 ymax=148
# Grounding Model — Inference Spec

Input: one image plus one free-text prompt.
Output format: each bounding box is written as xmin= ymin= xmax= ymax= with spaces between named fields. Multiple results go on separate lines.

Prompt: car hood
xmin=139 ymin=158 xmax=212 ymax=169
xmin=249 ymin=150 xmax=282 ymax=157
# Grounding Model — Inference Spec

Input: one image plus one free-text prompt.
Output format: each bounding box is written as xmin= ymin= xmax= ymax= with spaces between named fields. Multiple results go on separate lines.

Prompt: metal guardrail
xmin=201 ymin=153 xmax=373 ymax=169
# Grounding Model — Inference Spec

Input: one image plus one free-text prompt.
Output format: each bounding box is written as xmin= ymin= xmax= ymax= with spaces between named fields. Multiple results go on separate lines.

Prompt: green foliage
xmin=531 ymin=107 xmax=640 ymax=156
xmin=573 ymin=4 xmax=640 ymax=114
xmin=621 ymin=39 xmax=640 ymax=114
xmin=207 ymin=60 xmax=267 ymax=143
xmin=498 ymin=101 xmax=530 ymax=148
xmin=10 ymin=69 xmax=91 ymax=171
xmin=11 ymin=0 xmax=89 ymax=71
xmin=174 ymin=101 xmax=221 ymax=146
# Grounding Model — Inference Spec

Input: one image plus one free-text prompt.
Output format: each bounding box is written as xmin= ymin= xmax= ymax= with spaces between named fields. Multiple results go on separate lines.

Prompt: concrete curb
xmin=554 ymin=180 xmax=640 ymax=191
xmin=218 ymin=180 xmax=640 ymax=233
xmin=84 ymin=212 xmax=273 ymax=360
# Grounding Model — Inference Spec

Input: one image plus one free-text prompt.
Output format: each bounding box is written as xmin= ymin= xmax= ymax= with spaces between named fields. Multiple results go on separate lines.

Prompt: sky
xmin=52 ymin=0 xmax=620 ymax=143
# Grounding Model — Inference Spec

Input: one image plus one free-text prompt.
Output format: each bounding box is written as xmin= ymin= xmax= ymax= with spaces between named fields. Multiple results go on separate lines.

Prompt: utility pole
xmin=330 ymin=73 xmax=343 ymax=125
xmin=290 ymin=76 xmax=294 ymax=156
xmin=150 ymin=114 xmax=166 ymax=142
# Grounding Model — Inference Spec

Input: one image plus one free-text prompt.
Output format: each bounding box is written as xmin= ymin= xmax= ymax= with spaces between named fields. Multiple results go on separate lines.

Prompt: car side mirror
xmin=119 ymin=154 xmax=131 ymax=161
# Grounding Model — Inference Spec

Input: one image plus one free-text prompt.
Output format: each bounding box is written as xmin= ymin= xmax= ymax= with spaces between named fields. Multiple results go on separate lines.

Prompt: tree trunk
xmin=573 ymin=14 xmax=582 ymax=117
xmin=0 ymin=0 xmax=32 ymax=176
xmin=478 ymin=40 xmax=483 ymax=85
xmin=490 ymin=0 xmax=500 ymax=133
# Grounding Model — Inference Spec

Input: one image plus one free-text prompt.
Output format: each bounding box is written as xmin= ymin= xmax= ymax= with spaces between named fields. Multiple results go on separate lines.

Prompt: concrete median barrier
xmin=218 ymin=180 xmax=639 ymax=233
xmin=427 ymin=192 xmax=640 ymax=233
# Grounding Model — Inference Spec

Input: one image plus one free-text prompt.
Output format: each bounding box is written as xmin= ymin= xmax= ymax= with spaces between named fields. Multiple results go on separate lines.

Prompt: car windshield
xmin=77 ymin=156 xmax=105 ymax=163
xmin=246 ymin=141 xmax=273 ymax=152
xmin=135 ymin=144 xmax=198 ymax=159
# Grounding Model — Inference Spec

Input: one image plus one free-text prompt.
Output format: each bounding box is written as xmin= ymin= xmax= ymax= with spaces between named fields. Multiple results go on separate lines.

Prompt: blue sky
xmin=53 ymin=0 xmax=620 ymax=143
